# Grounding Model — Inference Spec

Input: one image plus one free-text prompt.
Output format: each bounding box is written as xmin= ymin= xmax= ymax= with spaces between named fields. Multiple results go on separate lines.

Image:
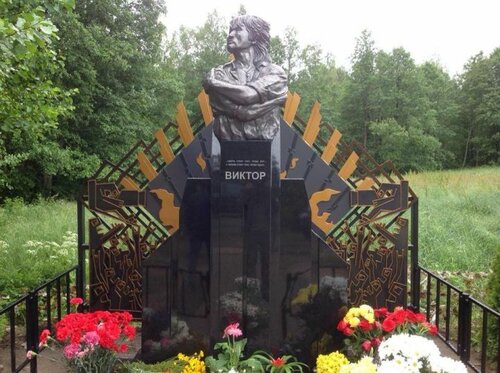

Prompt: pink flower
xmin=63 ymin=343 xmax=81 ymax=359
xmin=362 ymin=339 xmax=372 ymax=352
xmin=76 ymin=348 xmax=89 ymax=358
xmin=223 ymin=322 xmax=243 ymax=338
xmin=82 ymin=331 xmax=100 ymax=346
xmin=70 ymin=297 xmax=84 ymax=305
xmin=26 ymin=350 xmax=36 ymax=360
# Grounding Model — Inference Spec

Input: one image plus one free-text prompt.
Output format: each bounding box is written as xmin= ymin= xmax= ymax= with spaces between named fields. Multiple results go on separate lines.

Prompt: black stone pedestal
xmin=210 ymin=137 xmax=281 ymax=349
xmin=141 ymin=128 xmax=349 ymax=364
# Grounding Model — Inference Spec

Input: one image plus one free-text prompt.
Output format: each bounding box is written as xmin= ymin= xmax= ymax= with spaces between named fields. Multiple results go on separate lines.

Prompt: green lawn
xmin=0 ymin=198 xmax=77 ymax=300
xmin=406 ymin=166 xmax=499 ymax=273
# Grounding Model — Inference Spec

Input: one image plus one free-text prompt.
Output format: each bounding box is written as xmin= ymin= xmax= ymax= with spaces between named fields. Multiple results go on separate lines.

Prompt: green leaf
xmin=15 ymin=17 xmax=25 ymax=29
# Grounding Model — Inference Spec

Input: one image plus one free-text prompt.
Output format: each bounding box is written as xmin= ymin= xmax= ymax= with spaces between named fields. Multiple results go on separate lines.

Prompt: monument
xmin=82 ymin=14 xmax=414 ymax=366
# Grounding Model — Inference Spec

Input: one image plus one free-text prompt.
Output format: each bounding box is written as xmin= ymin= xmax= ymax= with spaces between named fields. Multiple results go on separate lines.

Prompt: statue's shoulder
xmin=261 ymin=62 xmax=286 ymax=77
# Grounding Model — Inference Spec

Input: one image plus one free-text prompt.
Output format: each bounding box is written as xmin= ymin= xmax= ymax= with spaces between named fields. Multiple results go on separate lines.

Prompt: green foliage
xmin=370 ymin=119 xmax=444 ymax=171
xmin=0 ymin=0 xmax=76 ymax=200
xmin=165 ymin=10 xmax=227 ymax=115
xmin=54 ymin=0 xmax=182 ymax=165
xmin=486 ymin=248 xmax=500 ymax=309
xmin=118 ymin=359 xmax=184 ymax=373
xmin=458 ymin=49 xmax=500 ymax=167
xmin=0 ymin=198 xmax=76 ymax=301
xmin=205 ymin=335 xmax=266 ymax=372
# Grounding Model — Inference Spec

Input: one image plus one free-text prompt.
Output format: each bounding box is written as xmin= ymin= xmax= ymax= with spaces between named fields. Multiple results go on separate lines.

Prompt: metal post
xmin=26 ymin=292 xmax=39 ymax=373
xmin=410 ymin=198 xmax=420 ymax=310
xmin=77 ymin=197 xmax=86 ymax=299
xmin=458 ymin=292 xmax=472 ymax=364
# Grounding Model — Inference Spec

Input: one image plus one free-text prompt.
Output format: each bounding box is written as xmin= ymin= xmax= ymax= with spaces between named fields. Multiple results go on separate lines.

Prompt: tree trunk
xmin=43 ymin=173 xmax=53 ymax=197
xmin=462 ymin=125 xmax=473 ymax=167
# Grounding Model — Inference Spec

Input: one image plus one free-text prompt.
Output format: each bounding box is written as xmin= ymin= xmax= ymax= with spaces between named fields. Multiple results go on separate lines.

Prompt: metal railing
xmin=418 ymin=266 xmax=500 ymax=373
xmin=0 ymin=265 xmax=79 ymax=373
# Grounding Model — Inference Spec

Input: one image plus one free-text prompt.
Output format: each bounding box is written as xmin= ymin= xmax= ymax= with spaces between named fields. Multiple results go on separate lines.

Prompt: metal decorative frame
xmin=79 ymin=91 xmax=417 ymax=316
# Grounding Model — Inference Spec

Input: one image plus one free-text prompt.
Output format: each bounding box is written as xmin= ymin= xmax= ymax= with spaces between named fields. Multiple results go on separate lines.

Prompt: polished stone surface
xmin=142 ymin=133 xmax=348 ymax=364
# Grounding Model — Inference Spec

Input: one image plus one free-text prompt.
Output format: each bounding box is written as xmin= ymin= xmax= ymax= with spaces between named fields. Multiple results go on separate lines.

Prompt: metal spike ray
xmin=176 ymin=102 xmax=194 ymax=146
xmin=198 ymin=90 xmax=214 ymax=125
xmin=154 ymin=128 xmax=175 ymax=164
xmin=303 ymin=101 xmax=321 ymax=146
xmin=321 ymin=129 xmax=342 ymax=164
xmin=338 ymin=152 xmax=359 ymax=180
xmin=283 ymin=91 xmax=301 ymax=125
xmin=137 ymin=151 xmax=158 ymax=181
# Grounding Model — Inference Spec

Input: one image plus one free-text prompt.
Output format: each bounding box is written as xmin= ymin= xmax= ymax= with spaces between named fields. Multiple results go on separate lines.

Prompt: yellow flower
xmin=340 ymin=356 xmax=377 ymax=373
xmin=181 ymin=351 xmax=206 ymax=373
xmin=316 ymin=351 xmax=349 ymax=373
xmin=348 ymin=316 xmax=360 ymax=327
xmin=291 ymin=284 xmax=318 ymax=306
xmin=359 ymin=304 xmax=373 ymax=313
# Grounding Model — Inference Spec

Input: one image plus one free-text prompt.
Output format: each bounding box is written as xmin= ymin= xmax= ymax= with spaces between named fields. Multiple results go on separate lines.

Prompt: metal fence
xmin=417 ymin=266 xmax=500 ymax=373
xmin=0 ymin=265 xmax=79 ymax=373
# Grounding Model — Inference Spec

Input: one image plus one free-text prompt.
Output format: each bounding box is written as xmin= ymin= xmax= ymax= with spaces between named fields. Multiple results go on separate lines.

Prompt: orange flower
xmin=271 ymin=357 xmax=285 ymax=367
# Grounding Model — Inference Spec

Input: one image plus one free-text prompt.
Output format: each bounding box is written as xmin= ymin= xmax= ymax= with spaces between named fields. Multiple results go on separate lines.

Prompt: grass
xmin=0 ymin=197 xmax=77 ymax=303
xmin=405 ymin=166 xmax=500 ymax=273
xmin=0 ymin=197 xmax=76 ymax=249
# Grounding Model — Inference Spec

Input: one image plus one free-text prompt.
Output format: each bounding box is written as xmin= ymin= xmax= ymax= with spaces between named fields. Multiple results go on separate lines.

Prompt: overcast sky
xmin=163 ymin=0 xmax=499 ymax=76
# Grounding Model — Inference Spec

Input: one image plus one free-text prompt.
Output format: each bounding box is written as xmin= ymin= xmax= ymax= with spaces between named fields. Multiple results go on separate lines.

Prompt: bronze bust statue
xmin=203 ymin=15 xmax=288 ymax=141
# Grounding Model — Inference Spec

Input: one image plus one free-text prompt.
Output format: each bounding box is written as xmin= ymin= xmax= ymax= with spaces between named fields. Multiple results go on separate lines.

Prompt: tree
xmin=370 ymin=119 xmax=444 ymax=171
xmin=374 ymin=48 xmax=427 ymax=128
xmin=458 ymin=49 xmax=500 ymax=166
xmin=165 ymin=10 xmax=227 ymax=115
xmin=418 ymin=61 xmax=460 ymax=167
xmin=291 ymin=45 xmax=347 ymax=128
xmin=340 ymin=30 xmax=378 ymax=146
xmin=49 ymin=0 xmax=183 ymax=194
xmin=0 ymin=0 xmax=75 ymax=200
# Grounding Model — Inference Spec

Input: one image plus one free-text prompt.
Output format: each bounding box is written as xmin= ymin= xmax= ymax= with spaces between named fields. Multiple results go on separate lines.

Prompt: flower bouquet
xmin=377 ymin=334 xmax=467 ymax=373
xmin=30 ymin=298 xmax=136 ymax=373
xmin=336 ymin=305 xmax=437 ymax=359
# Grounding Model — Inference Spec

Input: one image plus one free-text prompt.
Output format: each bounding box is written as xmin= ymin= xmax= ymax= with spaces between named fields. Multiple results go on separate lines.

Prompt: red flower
xmin=343 ymin=326 xmax=354 ymax=336
xmin=39 ymin=329 xmax=51 ymax=344
xmin=359 ymin=319 xmax=373 ymax=332
xmin=392 ymin=308 xmax=406 ymax=324
xmin=337 ymin=319 xmax=348 ymax=332
xmin=371 ymin=337 xmax=382 ymax=347
xmin=414 ymin=312 xmax=426 ymax=323
xmin=223 ymin=322 xmax=243 ymax=338
xmin=271 ymin=357 xmax=285 ymax=367
xmin=54 ymin=310 xmax=134 ymax=352
xmin=424 ymin=321 xmax=438 ymax=335
xmin=382 ymin=318 xmax=397 ymax=333
xmin=124 ymin=325 xmax=136 ymax=340
xmin=361 ymin=339 xmax=372 ymax=352
xmin=70 ymin=297 xmax=83 ymax=305
xmin=406 ymin=309 xmax=425 ymax=323
xmin=374 ymin=307 xmax=388 ymax=319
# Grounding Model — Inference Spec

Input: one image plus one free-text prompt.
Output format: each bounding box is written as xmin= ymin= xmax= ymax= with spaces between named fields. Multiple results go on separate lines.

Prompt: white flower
xmin=378 ymin=334 xmax=466 ymax=373
xmin=429 ymin=355 xmax=467 ymax=373
xmin=228 ymin=369 xmax=239 ymax=373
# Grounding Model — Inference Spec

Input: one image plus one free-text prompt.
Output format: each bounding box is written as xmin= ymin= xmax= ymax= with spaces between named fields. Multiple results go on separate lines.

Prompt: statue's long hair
xmin=229 ymin=15 xmax=271 ymax=66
